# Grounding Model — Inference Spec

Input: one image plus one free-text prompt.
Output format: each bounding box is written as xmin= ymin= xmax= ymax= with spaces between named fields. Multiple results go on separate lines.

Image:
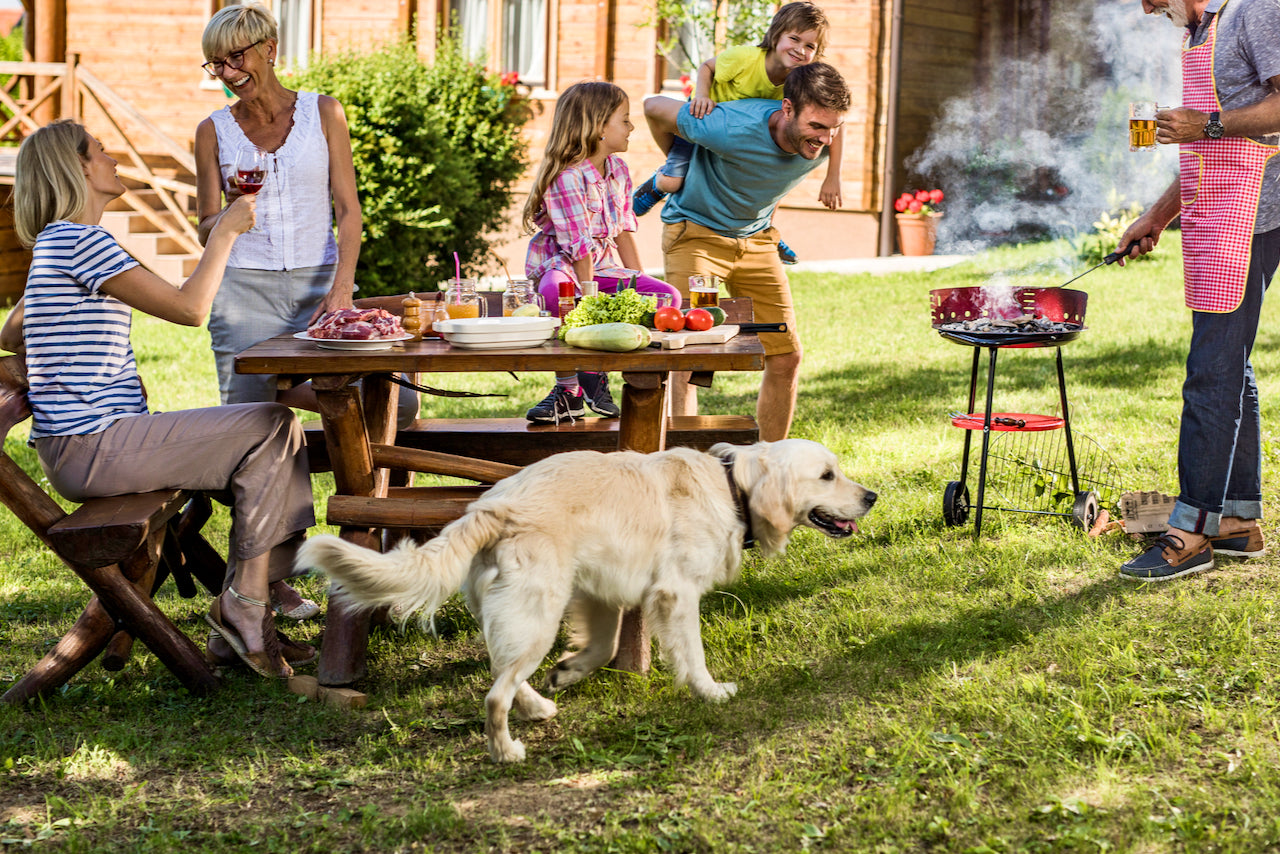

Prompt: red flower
xmin=897 ymin=188 xmax=944 ymax=216
xmin=499 ymin=70 xmax=520 ymax=87
xmin=680 ymin=74 xmax=690 ymax=84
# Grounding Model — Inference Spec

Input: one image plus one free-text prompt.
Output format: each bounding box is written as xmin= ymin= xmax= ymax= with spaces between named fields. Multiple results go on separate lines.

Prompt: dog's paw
xmin=514 ymin=692 xmax=558 ymax=722
xmin=543 ymin=662 xmax=588 ymax=693
xmin=696 ymin=681 xmax=737 ymax=702
xmin=488 ymin=737 xmax=527 ymax=764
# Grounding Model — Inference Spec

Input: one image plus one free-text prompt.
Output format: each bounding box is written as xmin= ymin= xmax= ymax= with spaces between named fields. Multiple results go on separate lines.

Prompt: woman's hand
xmin=311 ymin=285 xmax=355 ymax=323
xmin=212 ymin=194 xmax=256 ymax=238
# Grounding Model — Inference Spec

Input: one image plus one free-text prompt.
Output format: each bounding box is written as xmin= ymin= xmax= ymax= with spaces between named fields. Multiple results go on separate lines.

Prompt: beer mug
xmin=443 ymin=278 xmax=487 ymax=319
xmin=688 ymin=275 xmax=721 ymax=308
xmin=1129 ymin=101 xmax=1158 ymax=152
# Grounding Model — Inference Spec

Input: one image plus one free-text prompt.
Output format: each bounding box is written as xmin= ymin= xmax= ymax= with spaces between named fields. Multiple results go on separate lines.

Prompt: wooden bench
xmin=0 ymin=355 xmax=226 ymax=703
xmin=305 ymin=413 xmax=759 ymax=472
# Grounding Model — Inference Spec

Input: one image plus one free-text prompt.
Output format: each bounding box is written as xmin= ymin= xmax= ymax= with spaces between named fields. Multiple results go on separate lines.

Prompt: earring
xmin=268 ymin=59 xmax=275 ymax=66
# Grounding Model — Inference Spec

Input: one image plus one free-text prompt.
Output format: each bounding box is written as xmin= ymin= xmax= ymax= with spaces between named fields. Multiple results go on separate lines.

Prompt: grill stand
xmin=945 ymin=343 xmax=1099 ymax=537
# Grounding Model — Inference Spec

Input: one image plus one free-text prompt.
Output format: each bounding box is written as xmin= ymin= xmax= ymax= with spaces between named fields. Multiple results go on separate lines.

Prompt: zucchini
xmin=564 ymin=322 xmax=652 ymax=352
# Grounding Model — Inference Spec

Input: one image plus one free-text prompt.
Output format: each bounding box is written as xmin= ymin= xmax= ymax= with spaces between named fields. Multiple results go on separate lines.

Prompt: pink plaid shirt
xmin=525 ymin=155 xmax=637 ymax=283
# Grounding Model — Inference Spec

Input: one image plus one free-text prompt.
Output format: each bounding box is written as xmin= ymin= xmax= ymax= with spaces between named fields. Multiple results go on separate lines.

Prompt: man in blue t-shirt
xmin=643 ymin=63 xmax=850 ymax=441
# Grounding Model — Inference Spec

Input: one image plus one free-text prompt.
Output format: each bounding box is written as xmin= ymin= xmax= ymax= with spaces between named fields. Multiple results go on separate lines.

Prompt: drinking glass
xmin=688 ymin=275 xmax=721 ymax=308
xmin=233 ymin=145 xmax=267 ymax=232
xmin=444 ymin=278 xmax=487 ymax=319
xmin=1129 ymin=102 xmax=1158 ymax=152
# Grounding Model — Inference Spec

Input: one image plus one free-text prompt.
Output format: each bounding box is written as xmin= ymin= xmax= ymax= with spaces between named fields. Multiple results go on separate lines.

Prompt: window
xmin=271 ymin=0 xmax=315 ymax=70
xmin=202 ymin=0 xmax=314 ymax=78
xmin=447 ymin=0 xmax=549 ymax=88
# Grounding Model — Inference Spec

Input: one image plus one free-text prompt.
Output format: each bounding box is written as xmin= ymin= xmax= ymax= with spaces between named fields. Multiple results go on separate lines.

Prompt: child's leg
xmin=537 ymin=269 xmax=576 ymax=319
xmin=654 ymin=137 xmax=694 ymax=195
xmin=596 ymin=274 xmax=682 ymax=308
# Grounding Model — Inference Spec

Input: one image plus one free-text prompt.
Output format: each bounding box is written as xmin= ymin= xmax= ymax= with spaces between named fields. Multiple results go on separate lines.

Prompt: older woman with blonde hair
xmin=195 ymin=1 xmax=417 ymax=622
xmin=0 ymin=119 xmax=315 ymax=679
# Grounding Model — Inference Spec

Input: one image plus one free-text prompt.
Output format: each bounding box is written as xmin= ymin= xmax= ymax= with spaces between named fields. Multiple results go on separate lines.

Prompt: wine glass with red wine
xmin=232 ymin=145 xmax=267 ymax=231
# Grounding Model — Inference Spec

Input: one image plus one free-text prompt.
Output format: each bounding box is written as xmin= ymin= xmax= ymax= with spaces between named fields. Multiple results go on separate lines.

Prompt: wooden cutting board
xmin=648 ymin=325 xmax=740 ymax=350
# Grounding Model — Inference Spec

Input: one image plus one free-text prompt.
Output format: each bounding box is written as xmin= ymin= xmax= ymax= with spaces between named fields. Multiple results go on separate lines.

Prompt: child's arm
xmin=819 ymin=127 xmax=845 ymax=210
xmin=690 ymin=57 xmax=717 ymax=119
xmin=615 ymin=231 xmax=644 ymax=271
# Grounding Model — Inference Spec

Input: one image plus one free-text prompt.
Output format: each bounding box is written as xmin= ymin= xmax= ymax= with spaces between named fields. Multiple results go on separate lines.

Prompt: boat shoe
xmin=1119 ymin=532 xmax=1214 ymax=583
xmin=1209 ymin=519 xmax=1266 ymax=558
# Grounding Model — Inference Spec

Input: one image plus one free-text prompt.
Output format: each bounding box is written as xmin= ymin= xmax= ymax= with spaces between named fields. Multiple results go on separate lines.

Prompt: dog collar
xmin=722 ymin=456 xmax=756 ymax=549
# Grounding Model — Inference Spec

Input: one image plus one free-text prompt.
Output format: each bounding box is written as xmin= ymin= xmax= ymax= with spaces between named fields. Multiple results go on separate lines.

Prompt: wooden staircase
xmin=99 ymin=156 xmax=200 ymax=282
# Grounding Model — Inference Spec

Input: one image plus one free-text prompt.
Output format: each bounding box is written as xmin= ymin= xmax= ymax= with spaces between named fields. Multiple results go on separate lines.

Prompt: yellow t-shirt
xmin=709 ymin=45 xmax=784 ymax=103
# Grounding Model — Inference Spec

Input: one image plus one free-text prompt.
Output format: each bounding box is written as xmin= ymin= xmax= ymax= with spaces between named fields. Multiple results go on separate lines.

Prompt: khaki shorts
xmin=662 ymin=220 xmax=799 ymax=356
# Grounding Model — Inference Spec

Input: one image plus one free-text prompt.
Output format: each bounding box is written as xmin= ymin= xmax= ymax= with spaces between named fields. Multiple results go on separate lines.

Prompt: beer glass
xmin=688 ymin=275 xmax=721 ymax=308
xmin=1129 ymin=101 xmax=1158 ymax=152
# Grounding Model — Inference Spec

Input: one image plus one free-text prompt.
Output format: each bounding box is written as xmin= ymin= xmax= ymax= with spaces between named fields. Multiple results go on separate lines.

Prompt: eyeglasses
xmin=201 ymin=41 xmax=263 ymax=77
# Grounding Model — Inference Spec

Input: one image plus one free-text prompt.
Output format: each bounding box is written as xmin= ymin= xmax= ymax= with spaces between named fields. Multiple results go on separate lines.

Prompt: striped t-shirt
xmin=24 ymin=221 xmax=147 ymax=441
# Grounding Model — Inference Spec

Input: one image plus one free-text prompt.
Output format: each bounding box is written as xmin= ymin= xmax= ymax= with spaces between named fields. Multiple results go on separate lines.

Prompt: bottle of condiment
xmin=401 ymin=292 xmax=423 ymax=341
xmin=558 ymin=279 xmax=576 ymax=318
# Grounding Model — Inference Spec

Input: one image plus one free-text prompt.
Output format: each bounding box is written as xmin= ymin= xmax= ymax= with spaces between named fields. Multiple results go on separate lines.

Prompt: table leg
xmin=613 ymin=371 xmax=668 ymax=674
xmin=313 ymin=376 xmax=386 ymax=687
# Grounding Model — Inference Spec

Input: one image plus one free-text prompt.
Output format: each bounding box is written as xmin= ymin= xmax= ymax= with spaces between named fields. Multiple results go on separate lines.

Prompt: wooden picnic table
xmin=235 ymin=308 xmax=765 ymax=687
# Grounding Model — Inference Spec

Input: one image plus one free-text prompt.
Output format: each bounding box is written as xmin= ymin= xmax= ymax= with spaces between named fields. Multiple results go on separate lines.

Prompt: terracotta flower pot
xmin=896 ymin=212 xmax=942 ymax=257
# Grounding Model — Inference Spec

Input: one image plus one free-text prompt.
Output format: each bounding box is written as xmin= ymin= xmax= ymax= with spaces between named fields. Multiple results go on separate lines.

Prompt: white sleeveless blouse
xmin=210 ymin=91 xmax=339 ymax=270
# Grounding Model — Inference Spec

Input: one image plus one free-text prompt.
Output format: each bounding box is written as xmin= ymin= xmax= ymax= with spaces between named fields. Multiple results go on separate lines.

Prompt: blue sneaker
xmin=577 ymin=371 xmax=619 ymax=418
xmin=526 ymin=385 xmax=585 ymax=424
xmin=777 ymin=239 xmax=798 ymax=265
xmin=1119 ymin=533 xmax=1214 ymax=582
xmin=632 ymin=173 xmax=667 ymax=217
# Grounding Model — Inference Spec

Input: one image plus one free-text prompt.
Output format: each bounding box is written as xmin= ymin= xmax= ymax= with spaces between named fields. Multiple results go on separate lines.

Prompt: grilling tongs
xmin=1058 ymin=239 xmax=1142 ymax=289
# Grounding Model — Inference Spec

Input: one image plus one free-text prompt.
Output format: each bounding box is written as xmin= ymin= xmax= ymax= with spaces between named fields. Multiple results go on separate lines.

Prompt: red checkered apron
xmin=1180 ymin=6 xmax=1279 ymax=312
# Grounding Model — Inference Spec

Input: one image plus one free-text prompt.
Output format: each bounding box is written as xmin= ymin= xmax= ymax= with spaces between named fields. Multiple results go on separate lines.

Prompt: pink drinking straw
xmin=453 ymin=252 xmax=461 ymax=283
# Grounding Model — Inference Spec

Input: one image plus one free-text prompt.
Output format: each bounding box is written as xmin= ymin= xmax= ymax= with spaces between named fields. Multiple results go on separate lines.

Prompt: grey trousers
xmin=209 ymin=264 xmax=420 ymax=427
xmin=35 ymin=403 xmax=316 ymax=568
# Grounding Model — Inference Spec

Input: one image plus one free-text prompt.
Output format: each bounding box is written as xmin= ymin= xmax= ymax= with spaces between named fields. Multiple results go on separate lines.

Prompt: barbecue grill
xmin=930 ymin=285 xmax=1102 ymax=536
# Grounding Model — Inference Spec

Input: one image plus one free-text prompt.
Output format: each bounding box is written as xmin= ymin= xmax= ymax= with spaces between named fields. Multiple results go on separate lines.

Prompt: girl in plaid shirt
xmin=521 ymin=81 xmax=681 ymax=423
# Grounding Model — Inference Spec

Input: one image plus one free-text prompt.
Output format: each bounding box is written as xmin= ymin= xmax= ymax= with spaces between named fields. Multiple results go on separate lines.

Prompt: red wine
xmin=236 ymin=169 xmax=265 ymax=194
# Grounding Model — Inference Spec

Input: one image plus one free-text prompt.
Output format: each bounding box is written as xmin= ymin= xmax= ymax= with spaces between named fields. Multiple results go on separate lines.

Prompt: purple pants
xmin=537 ymin=270 xmax=682 ymax=318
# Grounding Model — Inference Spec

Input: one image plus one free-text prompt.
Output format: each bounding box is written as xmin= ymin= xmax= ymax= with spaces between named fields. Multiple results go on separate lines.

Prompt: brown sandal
xmin=204 ymin=588 xmax=292 ymax=679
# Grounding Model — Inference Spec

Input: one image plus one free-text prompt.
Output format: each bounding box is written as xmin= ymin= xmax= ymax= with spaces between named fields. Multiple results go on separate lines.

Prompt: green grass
xmin=6 ymin=236 xmax=1280 ymax=851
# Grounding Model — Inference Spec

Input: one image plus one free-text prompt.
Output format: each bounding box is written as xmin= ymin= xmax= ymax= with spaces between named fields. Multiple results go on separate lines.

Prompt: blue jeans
xmin=1169 ymin=227 xmax=1280 ymax=535
xmin=657 ymin=136 xmax=695 ymax=180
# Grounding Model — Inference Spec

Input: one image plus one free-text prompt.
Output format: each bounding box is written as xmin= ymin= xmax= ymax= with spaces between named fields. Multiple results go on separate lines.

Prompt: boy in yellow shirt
xmin=635 ymin=1 xmax=840 ymax=264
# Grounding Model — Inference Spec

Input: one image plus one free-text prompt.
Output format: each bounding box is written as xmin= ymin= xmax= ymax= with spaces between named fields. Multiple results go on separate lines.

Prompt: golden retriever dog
xmin=297 ymin=439 xmax=876 ymax=763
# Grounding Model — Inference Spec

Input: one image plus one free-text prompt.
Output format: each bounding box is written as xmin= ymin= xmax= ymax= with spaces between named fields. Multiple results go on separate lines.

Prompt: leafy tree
xmin=285 ymin=37 xmax=532 ymax=295
xmin=649 ymin=0 xmax=774 ymax=75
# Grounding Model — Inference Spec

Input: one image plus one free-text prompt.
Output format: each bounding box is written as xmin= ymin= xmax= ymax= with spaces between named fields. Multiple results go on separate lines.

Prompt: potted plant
xmin=894 ymin=189 xmax=945 ymax=256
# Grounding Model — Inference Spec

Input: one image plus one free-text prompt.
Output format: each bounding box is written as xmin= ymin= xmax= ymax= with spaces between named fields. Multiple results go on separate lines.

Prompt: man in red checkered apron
xmin=1117 ymin=0 xmax=1280 ymax=581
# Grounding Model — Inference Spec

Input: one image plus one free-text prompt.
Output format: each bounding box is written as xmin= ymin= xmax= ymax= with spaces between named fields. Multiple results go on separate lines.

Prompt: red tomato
xmin=684 ymin=308 xmax=713 ymax=331
xmin=654 ymin=306 xmax=685 ymax=332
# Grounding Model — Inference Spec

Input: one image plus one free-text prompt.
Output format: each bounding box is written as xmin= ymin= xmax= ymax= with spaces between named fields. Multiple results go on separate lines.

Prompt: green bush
xmin=1077 ymin=194 xmax=1153 ymax=266
xmin=285 ymin=37 xmax=532 ymax=296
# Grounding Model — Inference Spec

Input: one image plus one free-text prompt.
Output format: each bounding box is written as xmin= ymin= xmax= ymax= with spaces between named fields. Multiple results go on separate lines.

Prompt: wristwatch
xmin=1204 ymin=111 xmax=1225 ymax=139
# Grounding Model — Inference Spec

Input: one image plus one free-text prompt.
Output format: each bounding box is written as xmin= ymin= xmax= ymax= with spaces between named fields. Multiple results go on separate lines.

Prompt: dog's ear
xmin=739 ymin=443 xmax=797 ymax=555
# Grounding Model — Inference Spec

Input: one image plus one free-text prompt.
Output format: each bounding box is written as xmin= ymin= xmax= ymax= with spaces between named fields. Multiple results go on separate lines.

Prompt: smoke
xmin=906 ymin=0 xmax=1185 ymax=256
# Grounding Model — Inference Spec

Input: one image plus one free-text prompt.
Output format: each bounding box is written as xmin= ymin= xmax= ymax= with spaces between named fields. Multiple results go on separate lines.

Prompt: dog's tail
xmin=296 ymin=508 xmax=504 ymax=622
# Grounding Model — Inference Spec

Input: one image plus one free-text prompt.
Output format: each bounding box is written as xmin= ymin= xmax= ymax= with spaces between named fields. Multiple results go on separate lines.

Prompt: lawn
xmin=4 ymin=235 xmax=1280 ymax=852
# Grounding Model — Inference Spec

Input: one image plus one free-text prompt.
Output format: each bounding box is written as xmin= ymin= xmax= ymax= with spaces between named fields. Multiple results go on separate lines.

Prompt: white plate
xmin=432 ymin=316 xmax=559 ymax=336
xmin=293 ymin=331 xmax=412 ymax=350
xmin=445 ymin=336 xmax=553 ymax=350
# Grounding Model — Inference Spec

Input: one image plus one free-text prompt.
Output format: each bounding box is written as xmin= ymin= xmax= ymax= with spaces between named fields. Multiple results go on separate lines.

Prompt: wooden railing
xmin=0 ymin=55 xmax=200 ymax=255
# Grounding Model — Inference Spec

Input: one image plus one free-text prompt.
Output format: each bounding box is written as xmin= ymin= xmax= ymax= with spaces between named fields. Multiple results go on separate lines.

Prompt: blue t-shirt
xmin=660 ymin=99 xmax=827 ymax=238
xmin=24 ymin=221 xmax=146 ymax=441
